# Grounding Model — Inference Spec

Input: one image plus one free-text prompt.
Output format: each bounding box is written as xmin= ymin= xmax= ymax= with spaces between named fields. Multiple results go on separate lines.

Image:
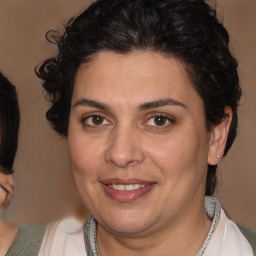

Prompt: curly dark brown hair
xmin=36 ymin=0 xmax=241 ymax=196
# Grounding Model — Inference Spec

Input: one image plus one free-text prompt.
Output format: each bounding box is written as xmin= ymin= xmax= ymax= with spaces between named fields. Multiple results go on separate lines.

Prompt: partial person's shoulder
xmin=6 ymin=223 xmax=46 ymax=256
xmin=236 ymin=223 xmax=256 ymax=255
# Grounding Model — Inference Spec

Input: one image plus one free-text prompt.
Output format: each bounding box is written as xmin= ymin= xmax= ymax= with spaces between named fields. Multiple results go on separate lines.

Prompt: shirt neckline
xmin=84 ymin=196 xmax=221 ymax=256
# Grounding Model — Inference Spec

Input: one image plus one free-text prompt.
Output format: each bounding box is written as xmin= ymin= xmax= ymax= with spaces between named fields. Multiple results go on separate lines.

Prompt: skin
xmin=0 ymin=172 xmax=14 ymax=209
xmin=68 ymin=50 xmax=231 ymax=256
xmin=0 ymin=171 xmax=17 ymax=256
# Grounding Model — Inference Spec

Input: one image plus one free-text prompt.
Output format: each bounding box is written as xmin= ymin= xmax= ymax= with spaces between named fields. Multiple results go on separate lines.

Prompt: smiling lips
xmin=109 ymin=184 xmax=146 ymax=190
xmin=101 ymin=179 xmax=156 ymax=202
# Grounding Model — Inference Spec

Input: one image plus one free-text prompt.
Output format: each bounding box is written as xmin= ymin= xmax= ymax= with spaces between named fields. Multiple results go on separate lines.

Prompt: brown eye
xmin=144 ymin=114 xmax=174 ymax=128
xmin=82 ymin=114 xmax=111 ymax=127
xmin=153 ymin=115 xmax=167 ymax=126
xmin=91 ymin=115 xmax=104 ymax=125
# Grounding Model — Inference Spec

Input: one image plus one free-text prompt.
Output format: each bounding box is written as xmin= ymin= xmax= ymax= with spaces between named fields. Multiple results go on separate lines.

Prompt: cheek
xmin=68 ymin=134 xmax=105 ymax=178
xmin=147 ymin=136 xmax=194 ymax=161
xmin=146 ymin=127 xmax=209 ymax=175
xmin=0 ymin=190 xmax=6 ymax=208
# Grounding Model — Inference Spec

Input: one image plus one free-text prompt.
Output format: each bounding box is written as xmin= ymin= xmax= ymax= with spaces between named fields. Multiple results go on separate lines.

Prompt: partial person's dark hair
xmin=36 ymin=0 xmax=241 ymax=195
xmin=0 ymin=71 xmax=20 ymax=174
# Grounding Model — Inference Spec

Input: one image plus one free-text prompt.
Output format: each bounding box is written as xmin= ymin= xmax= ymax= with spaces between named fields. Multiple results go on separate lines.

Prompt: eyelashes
xmin=143 ymin=114 xmax=174 ymax=128
xmin=82 ymin=114 xmax=112 ymax=127
xmin=80 ymin=112 xmax=175 ymax=130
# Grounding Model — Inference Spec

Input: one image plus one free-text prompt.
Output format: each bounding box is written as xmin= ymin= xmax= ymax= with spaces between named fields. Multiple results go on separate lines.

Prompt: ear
xmin=208 ymin=107 xmax=232 ymax=165
xmin=0 ymin=173 xmax=14 ymax=210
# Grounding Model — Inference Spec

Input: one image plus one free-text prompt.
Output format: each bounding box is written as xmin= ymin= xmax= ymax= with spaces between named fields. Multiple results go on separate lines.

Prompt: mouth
xmin=101 ymin=179 xmax=156 ymax=202
xmin=108 ymin=184 xmax=146 ymax=191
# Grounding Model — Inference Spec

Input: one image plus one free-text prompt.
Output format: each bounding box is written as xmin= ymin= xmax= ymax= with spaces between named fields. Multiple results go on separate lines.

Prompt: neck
xmin=0 ymin=218 xmax=18 ymax=256
xmin=97 ymin=198 xmax=212 ymax=256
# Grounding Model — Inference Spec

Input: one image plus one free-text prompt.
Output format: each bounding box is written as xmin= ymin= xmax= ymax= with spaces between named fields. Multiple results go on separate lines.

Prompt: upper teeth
xmin=109 ymin=184 xmax=145 ymax=191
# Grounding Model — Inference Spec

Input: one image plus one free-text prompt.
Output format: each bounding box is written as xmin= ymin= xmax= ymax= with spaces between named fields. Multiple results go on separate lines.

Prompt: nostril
xmin=104 ymin=128 xmax=145 ymax=167
xmin=105 ymin=148 xmax=145 ymax=168
xmin=106 ymin=158 xmax=143 ymax=168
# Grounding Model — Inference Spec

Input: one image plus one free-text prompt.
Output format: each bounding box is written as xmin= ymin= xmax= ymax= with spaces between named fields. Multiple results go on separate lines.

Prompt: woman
xmin=0 ymin=71 xmax=19 ymax=256
xmin=7 ymin=0 xmax=256 ymax=255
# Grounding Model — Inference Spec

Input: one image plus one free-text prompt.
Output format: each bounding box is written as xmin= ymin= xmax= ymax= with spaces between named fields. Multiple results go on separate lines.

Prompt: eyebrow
xmin=138 ymin=98 xmax=186 ymax=111
xmin=73 ymin=98 xmax=110 ymax=111
xmin=73 ymin=97 xmax=186 ymax=112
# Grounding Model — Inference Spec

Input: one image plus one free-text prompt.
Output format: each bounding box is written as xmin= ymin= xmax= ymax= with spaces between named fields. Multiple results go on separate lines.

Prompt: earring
xmin=216 ymin=153 xmax=220 ymax=159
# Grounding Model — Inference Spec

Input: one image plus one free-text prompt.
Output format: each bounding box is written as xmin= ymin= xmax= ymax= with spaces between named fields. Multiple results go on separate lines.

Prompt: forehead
xmin=72 ymin=50 xmax=201 ymax=109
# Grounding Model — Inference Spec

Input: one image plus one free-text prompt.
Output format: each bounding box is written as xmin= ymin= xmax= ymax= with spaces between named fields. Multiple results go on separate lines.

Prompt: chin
xmin=97 ymin=209 xmax=157 ymax=235
xmin=104 ymin=220 xmax=152 ymax=235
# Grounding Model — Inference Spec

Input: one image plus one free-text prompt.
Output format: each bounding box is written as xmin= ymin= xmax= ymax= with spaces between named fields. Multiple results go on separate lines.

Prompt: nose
xmin=105 ymin=125 xmax=145 ymax=168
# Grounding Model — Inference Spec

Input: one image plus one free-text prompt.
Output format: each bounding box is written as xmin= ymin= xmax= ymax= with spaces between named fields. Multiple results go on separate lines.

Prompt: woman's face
xmin=68 ymin=51 xmax=216 ymax=235
xmin=0 ymin=171 xmax=14 ymax=211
